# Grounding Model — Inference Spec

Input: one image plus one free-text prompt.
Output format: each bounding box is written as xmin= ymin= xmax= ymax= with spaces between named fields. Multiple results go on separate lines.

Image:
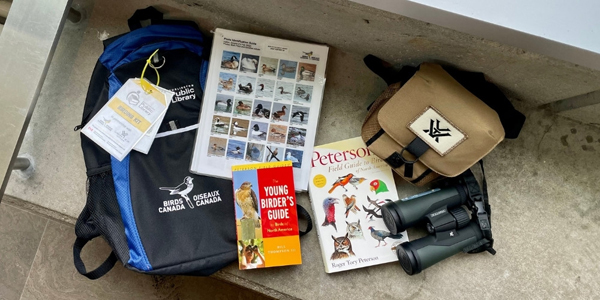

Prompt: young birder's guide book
xmin=232 ymin=161 xmax=302 ymax=269
xmin=191 ymin=28 xmax=329 ymax=191
xmin=309 ymin=137 xmax=409 ymax=273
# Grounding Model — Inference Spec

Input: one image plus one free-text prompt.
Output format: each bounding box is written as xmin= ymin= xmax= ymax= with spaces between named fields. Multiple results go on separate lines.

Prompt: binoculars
xmin=381 ymin=170 xmax=495 ymax=275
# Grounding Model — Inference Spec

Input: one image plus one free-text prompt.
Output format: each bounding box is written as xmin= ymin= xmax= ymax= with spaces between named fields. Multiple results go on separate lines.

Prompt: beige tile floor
xmin=0 ymin=200 xmax=278 ymax=300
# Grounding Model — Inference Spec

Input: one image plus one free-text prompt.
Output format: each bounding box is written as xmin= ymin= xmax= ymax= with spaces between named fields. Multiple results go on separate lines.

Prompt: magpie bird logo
xmin=159 ymin=176 xmax=195 ymax=209
xmin=424 ymin=119 xmax=451 ymax=143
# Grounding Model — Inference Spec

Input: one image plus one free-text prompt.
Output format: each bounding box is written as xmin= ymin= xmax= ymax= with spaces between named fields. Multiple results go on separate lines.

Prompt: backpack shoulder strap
xmin=128 ymin=6 xmax=163 ymax=31
xmin=297 ymin=204 xmax=313 ymax=236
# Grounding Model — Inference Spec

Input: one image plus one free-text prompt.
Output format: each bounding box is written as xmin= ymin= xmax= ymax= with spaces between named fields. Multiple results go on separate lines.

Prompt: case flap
xmin=377 ymin=63 xmax=504 ymax=177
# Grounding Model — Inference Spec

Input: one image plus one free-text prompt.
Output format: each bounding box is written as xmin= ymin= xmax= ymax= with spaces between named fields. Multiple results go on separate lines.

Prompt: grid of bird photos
xmin=209 ymin=51 xmax=315 ymax=165
xmin=192 ymin=28 xmax=329 ymax=190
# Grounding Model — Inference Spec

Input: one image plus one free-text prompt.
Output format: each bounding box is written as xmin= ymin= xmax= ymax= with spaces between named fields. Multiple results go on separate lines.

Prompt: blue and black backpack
xmin=73 ymin=7 xmax=239 ymax=279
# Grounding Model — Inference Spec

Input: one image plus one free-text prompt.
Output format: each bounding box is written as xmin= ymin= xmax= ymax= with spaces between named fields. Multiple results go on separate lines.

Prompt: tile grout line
xmin=18 ymin=218 xmax=49 ymax=300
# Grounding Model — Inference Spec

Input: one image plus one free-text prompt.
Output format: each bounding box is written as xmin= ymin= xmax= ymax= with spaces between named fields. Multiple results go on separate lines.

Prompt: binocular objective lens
xmin=382 ymin=207 xmax=398 ymax=235
xmin=396 ymin=246 xmax=415 ymax=275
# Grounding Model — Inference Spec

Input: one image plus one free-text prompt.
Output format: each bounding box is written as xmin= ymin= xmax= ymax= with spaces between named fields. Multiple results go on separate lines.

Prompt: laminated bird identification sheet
xmin=82 ymin=78 xmax=173 ymax=161
xmin=191 ymin=28 xmax=329 ymax=191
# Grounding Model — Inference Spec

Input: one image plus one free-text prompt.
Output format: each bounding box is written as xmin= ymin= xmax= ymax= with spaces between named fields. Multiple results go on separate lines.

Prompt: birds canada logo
xmin=302 ymin=51 xmax=313 ymax=59
xmin=159 ymin=176 xmax=195 ymax=209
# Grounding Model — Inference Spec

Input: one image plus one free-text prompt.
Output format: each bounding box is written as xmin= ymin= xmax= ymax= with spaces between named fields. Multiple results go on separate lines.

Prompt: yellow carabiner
xmin=140 ymin=49 xmax=161 ymax=94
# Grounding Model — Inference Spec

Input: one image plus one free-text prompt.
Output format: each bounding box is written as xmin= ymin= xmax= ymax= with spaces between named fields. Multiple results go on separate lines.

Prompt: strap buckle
xmin=398 ymin=147 xmax=418 ymax=178
xmin=474 ymin=201 xmax=490 ymax=231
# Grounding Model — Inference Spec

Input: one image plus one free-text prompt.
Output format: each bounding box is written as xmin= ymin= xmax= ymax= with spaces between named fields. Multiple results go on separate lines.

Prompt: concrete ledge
xmin=4 ymin=0 xmax=600 ymax=299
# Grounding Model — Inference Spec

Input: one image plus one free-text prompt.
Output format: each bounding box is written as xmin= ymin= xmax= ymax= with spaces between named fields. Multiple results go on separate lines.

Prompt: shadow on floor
xmin=0 ymin=202 xmax=275 ymax=300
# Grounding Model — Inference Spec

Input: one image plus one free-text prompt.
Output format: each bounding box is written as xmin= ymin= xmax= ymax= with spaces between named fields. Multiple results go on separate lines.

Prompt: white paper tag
xmin=82 ymin=78 xmax=169 ymax=161
xmin=133 ymin=85 xmax=174 ymax=154
xmin=407 ymin=106 xmax=467 ymax=156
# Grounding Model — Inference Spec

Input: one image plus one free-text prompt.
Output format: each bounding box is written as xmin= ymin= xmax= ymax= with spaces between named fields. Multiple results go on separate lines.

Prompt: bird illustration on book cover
xmin=368 ymin=226 xmax=403 ymax=247
xmin=328 ymin=173 xmax=354 ymax=193
xmin=349 ymin=176 xmax=366 ymax=190
xmin=235 ymin=181 xmax=261 ymax=227
xmin=363 ymin=196 xmax=390 ymax=221
xmin=362 ymin=205 xmax=382 ymax=221
xmin=346 ymin=220 xmax=364 ymax=240
xmin=330 ymin=233 xmax=356 ymax=260
xmin=322 ymin=197 xmax=339 ymax=231
xmin=343 ymin=194 xmax=360 ymax=217
xmin=370 ymin=179 xmax=389 ymax=194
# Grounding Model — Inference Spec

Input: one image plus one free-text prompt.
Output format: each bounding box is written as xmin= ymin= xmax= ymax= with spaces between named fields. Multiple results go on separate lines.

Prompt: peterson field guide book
xmin=190 ymin=28 xmax=329 ymax=191
xmin=308 ymin=137 xmax=409 ymax=273
xmin=232 ymin=161 xmax=302 ymax=269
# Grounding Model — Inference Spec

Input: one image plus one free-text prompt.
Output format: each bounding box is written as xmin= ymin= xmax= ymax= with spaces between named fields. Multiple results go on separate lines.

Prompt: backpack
xmin=73 ymin=7 xmax=239 ymax=279
xmin=361 ymin=55 xmax=525 ymax=186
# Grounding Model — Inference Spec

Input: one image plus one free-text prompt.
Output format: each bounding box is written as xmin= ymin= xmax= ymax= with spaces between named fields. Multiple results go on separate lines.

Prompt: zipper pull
xmin=74 ymin=124 xmax=83 ymax=131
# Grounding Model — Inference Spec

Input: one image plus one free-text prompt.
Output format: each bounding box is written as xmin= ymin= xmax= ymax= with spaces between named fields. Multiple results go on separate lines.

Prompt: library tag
xmin=82 ymin=78 xmax=169 ymax=161
xmin=133 ymin=84 xmax=174 ymax=154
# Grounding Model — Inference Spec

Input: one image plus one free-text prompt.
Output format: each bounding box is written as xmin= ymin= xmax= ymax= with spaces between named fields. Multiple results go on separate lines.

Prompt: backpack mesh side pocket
xmin=74 ymin=168 xmax=130 ymax=278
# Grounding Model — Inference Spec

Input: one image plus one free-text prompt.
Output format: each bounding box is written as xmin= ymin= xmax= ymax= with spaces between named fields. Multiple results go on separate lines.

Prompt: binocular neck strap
xmin=463 ymin=161 xmax=495 ymax=255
